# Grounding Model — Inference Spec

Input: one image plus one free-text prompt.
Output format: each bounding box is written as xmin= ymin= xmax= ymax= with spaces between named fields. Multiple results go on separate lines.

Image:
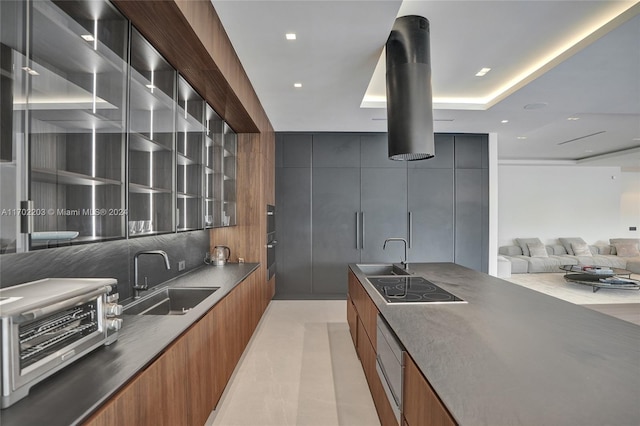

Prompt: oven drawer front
xmin=376 ymin=314 xmax=404 ymax=420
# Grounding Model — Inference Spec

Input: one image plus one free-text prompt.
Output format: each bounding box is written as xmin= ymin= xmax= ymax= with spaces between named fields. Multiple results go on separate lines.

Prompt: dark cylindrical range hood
xmin=385 ymin=15 xmax=435 ymax=161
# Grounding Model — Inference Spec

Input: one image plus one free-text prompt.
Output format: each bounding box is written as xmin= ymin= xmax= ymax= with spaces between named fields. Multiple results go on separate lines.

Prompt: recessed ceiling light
xmin=523 ymin=102 xmax=548 ymax=110
xmin=501 ymin=120 xmax=509 ymax=124
xmin=294 ymin=83 xmax=302 ymax=88
xmin=21 ymin=66 xmax=39 ymax=76
xmin=475 ymin=67 xmax=491 ymax=77
xmin=516 ymin=136 xmax=527 ymax=140
xmin=81 ymin=34 xmax=95 ymax=42
xmin=567 ymin=117 xmax=580 ymax=121
xmin=285 ymin=33 xmax=296 ymax=40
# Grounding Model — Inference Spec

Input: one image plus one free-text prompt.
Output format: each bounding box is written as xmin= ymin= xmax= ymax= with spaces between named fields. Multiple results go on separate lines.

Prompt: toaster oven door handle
xmin=17 ymin=287 xmax=108 ymax=323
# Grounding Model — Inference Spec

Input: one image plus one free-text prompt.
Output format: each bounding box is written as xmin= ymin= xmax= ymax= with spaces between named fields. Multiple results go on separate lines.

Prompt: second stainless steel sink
xmin=356 ymin=264 xmax=412 ymax=276
xmin=124 ymin=287 xmax=218 ymax=316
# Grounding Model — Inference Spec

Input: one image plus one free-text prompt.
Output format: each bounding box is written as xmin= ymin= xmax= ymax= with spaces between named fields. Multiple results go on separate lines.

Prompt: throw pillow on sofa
xmin=516 ymin=238 xmax=544 ymax=257
xmin=610 ymin=238 xmax=640 ymax=253
xmin=614 ymin=242 xmax=640 ymax=257
xmin=527 ymin=242 xmax=548 ymax=258
xmin=571 ymin=242 xmax=592 ymax=257
xmin=559 ymin=237 xmax=588 ymax=255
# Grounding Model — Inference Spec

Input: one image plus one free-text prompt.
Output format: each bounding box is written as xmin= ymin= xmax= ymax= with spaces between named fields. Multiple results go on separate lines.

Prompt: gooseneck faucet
xmin=383 ymin=238 xmax=408 ymax=269
xmin=133 ymin=250 xmax=171 ymax=299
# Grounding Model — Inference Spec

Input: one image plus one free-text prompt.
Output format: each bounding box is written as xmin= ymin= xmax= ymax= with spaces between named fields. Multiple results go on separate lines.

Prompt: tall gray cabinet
xmin=275 ymin=132 xmax=488 ymax=299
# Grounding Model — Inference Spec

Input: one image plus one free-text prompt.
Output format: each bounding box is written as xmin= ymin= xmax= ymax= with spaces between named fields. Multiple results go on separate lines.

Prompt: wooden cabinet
xmin=348 ymin=270 xmax=377 ymax=348
xmin=84 ymin=269 xmax=269 ymax=426
xmin=403 ymin=353 xmax=456 ymax=426
xmin=84 ymin=334 xmax=189 ymax=426
xmin=348 ymin=268 xmax=456 ymax=426
xmin=275 ymin=133 xmax=489 ymax=297
xmin=348 ymin=269 xmax=397 ymax=426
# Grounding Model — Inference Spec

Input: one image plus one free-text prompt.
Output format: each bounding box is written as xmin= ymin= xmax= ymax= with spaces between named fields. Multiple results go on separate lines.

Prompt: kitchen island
xmin=1 ymin=263 xmax=261 ymax=426
xmin=349 ymin=262 xmax=640 ymax=426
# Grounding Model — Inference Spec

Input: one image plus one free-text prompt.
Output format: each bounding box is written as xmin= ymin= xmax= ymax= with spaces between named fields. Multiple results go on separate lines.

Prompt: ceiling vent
xmin=385 ymin=15 xmax=434 ymax=161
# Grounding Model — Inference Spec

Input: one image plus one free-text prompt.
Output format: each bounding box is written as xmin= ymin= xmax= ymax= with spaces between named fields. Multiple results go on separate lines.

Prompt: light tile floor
xmin=206 ymin=300 xmax=380 ymax=426
xmin=506 ymin=272 xmax=640 ymax=304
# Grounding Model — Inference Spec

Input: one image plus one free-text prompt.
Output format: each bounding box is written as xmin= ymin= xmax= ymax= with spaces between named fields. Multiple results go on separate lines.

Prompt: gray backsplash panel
xmin=0 ymin=230 xmax=209 ymax=301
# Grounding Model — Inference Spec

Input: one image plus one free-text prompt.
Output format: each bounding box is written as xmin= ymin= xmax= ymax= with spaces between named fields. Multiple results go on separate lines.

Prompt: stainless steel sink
xmin=356 ymin=264 xmax=412 ymax=276
xmin=124 ymin=287 xmax=218 ymax=316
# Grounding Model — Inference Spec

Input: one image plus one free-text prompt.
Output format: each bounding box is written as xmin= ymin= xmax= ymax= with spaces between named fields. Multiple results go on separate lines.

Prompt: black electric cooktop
xmin=368 ymin=276 xmax=466 ymax=304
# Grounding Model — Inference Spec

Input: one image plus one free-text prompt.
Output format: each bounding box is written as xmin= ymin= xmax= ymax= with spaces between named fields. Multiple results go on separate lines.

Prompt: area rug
xmin=505 ymin=273 xmax=640 ymax=305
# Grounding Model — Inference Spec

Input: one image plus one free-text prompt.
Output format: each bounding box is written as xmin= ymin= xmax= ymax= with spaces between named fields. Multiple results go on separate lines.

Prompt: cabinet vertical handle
xmin=408 ymin=211 xmax=413 ymax=249
xmin=20 ymin=200 xmax=34 ymax=234
xmin=355 ymin=212 xmax=360 ymax=249
xmin=361 ymin=212 xmax=365 ymax=249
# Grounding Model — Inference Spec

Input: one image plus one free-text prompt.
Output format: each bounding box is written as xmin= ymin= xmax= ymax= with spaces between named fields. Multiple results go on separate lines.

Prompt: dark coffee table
xmin=559 ymin=265 xmax=639 ymax=293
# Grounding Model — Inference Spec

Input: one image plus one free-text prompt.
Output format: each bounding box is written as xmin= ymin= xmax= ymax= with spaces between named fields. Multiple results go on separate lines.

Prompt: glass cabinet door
xmin=223 ymin=124 xmax=237 ymax=227
xmin=128 ymin=27 xmax=175 ymax=236
xmin=1 ymin=1 xmax=29 ymax=253
xmin=205 ymin=105 xmax=224 ymax=228
xmin=3 ymin=0 xmax=129 ymax=251
xmin=176 ymin=76 xmax=204 ymax=231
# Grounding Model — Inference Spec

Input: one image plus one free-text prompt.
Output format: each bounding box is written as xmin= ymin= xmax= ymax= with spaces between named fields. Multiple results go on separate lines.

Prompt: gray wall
xmin=0 ymin=230 xmax=209 ymax=302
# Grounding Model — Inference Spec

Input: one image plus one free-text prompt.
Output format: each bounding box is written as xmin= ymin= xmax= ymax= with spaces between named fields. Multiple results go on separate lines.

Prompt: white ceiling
xmin=212 ymin=0 xmax=640 ymax=169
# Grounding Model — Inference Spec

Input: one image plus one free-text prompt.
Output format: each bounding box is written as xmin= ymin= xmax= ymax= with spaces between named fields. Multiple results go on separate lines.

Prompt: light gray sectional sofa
xmin=499 ymin=238 xmax=640 ymax=274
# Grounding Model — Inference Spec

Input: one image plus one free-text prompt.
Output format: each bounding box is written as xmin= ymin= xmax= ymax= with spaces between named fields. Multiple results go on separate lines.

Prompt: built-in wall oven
xmin=0 ymin=278 xmax=122 ymax=408
xmin=266 ymin=205 xmax=277 ymax=280
xmin=376 ymin=314 xmax=405 ymax=425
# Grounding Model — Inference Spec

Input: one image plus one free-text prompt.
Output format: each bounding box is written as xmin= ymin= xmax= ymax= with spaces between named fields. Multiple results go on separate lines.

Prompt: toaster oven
xmin=0 ymin=278 xmax=122 ymax=408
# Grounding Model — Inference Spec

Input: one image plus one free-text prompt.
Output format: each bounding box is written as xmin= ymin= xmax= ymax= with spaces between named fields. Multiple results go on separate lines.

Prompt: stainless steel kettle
xmin=212 ymin=245 xmax=231 ymax=266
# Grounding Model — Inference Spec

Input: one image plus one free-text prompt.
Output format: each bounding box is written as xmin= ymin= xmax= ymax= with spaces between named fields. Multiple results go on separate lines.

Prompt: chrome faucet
xmin=383 ymin=238 xmax=408 ymax=269
xmin=133 ymin=250 xmax=171 ymax=299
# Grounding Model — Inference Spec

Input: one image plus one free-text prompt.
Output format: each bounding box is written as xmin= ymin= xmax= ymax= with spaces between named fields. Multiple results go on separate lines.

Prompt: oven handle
xmin=17 ymin=287 xmax=109 ymax=323
xmin=267 ymin=240 xmax=278 ymax=249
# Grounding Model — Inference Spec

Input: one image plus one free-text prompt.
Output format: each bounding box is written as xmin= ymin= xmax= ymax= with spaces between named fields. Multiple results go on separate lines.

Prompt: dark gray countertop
xmin=1 ymin=263 xmax=259 ymax=426
xmin=350 ymin=262 xmax=640 ymax=426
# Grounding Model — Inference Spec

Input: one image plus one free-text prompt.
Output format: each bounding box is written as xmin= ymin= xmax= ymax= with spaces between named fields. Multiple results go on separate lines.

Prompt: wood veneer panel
xmin=347 ymin=295 xmax=358 ymax=348
xmin=85 ymin=270 xmax=270 ymax=425
xmin=403 ymin=353 xmax=456 ymax=426
xmin=186 ymin=309 xmax=218 ymax=425
xmin=349 ymin=270 xmax=377 ymax=348
xmin=84 ymin=336 xmax=189 ymax=426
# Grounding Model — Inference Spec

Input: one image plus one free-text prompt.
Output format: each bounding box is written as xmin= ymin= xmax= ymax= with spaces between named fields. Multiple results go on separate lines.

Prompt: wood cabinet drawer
xmin=403 ymin=353 xmax=456 ymax=426
xmin=347 ymin=295 xmax=358 ymax=348
xmin=348 ymin=269 xmax=377 ymax=348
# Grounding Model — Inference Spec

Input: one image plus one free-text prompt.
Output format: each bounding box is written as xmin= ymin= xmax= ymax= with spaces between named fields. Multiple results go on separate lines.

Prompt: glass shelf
xmin=129 ymin=183 xmax=173 ymax=194
xmin=129 ymin=132 xmax=172 ymax=152
xmin=31 ymin=168 xmax=122 ymax=187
